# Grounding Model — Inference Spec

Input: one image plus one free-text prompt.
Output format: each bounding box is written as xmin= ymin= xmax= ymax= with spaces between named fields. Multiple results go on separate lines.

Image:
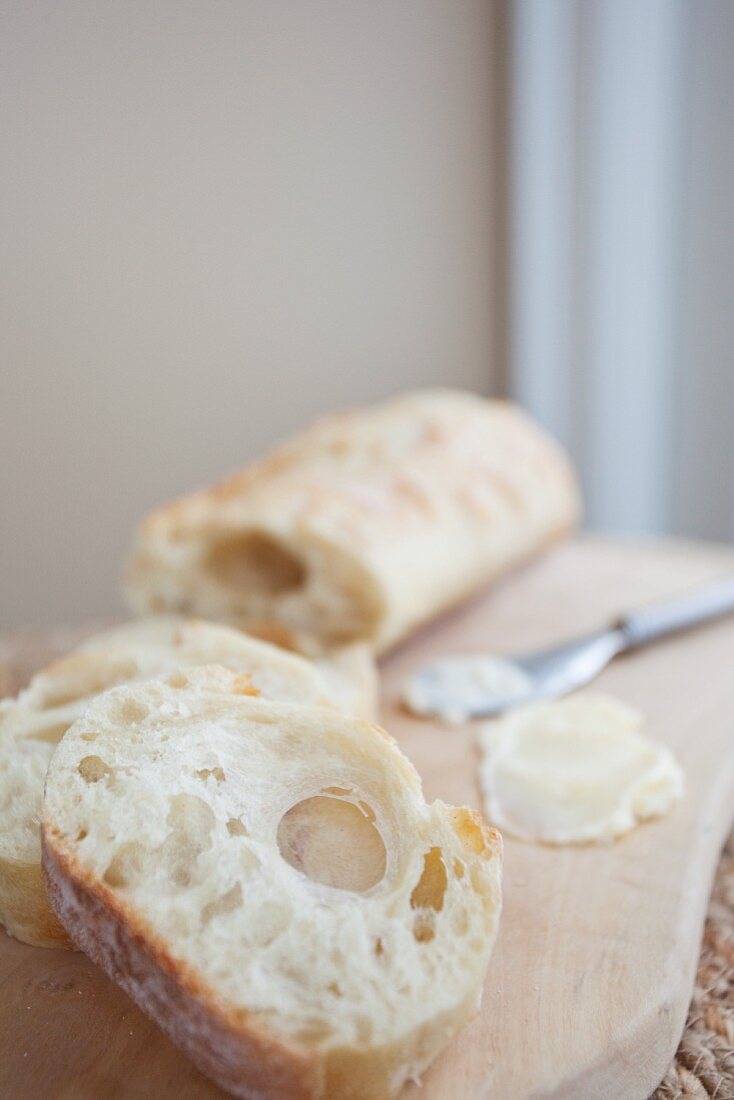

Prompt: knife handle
xmin=617 ymin=577 xmax=734 ymax=650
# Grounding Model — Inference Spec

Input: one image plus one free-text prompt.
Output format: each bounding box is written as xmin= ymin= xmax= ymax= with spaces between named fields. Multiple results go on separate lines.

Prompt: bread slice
xmin=125 ymin=389 xmax=580 ymax=653
xmin=42 ymin=666 xmax=502 ymax=1099
xmin=245 ymin=621 xmax=378 ymax=723
xmin=0 ymin=616 xmax=369 ymax=948
xmin=1 ymin=736 xmax=57 ymax=946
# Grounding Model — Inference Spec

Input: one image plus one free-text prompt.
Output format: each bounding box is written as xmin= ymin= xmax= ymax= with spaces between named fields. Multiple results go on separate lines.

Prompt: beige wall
xmin=0 ymin=1 xmax=505 ymax=629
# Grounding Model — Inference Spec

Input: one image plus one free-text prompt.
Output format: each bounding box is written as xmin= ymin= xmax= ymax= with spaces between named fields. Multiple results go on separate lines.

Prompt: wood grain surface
xmin=1 ymin=537 xmax=734 ymax=1100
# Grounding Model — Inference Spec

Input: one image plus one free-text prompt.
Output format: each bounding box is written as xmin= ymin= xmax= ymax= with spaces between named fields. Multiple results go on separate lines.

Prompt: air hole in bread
xmin=231 ymin=675 xmax=259 ymax=697
xmin=167 ymin=672 xmax=190 ymax=689
xmin=76 ymin=828 xmax=88 ymax=842
xmin=374 ymin=937 xmax=385 ymax=957
xmin=410 ymin=848 xmax=448 ymax=912
xmin=196 ymin=766 xmax=226 ymax=783
xmin=78 ymin=755 xmax=113 ymax=783
xmin=167 ymin=794 xmax=217 ymax=835
xmin=108 ymin=698 xmax=149 ymax=726
xmin=163 ymin=794 xmax=216 ymax=888
xmin=205 ymin=532 xmax=307 ymax=596
xmin=103 ymin=841 xmax=152 ymax=888
xmin=201 ymin=883 xmax=242 ymax=927
xmin=327 ymin=981 xmax=342 ymax=997
xmin=450 ymin=807 xmax=491 ymax=856
xmin=277 ymin=795 xmax=386 ymax=893
xmin=412 ymin=913 xmax=436 ymax=943
xmin=227 ymin=818 xmax=248 ymax=837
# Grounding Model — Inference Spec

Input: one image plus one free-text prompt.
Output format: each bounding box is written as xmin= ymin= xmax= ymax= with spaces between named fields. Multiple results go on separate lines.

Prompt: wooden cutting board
xmin=2 ymin=537 xmax=734 ymax=1100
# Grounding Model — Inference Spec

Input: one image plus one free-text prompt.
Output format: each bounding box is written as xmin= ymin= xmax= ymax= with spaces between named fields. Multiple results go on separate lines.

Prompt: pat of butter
xmin=404 ymin=655 xmax=533 ymax=723
xmin=478 ymin=693 xmax=684 ymax=844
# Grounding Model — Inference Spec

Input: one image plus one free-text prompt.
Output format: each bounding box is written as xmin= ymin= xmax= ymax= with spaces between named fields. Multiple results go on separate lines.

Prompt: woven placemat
xmin=653 ymin=828 xmax=734 ymax=1099
xmin=1 ymin=626 xmax=733 ymax=1099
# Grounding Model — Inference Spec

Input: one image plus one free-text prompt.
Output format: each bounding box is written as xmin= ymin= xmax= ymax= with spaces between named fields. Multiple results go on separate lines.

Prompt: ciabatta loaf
xmin=125 ymin=389 xmax=580 ymax=652
xmin=0 ymin=616 xmax=369 ymax=948
xmin=42 ymin=667 xmax=502 ymax=1099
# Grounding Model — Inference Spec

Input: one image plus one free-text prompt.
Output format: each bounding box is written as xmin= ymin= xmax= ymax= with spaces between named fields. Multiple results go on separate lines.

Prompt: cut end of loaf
xmin=126 ymin=521 xmax=386 ymax=648
xmin=205 ymin=531 xmax=308 ymax=597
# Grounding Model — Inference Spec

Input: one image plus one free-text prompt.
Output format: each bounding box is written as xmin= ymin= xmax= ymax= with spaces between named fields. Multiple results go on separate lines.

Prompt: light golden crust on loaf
xmin=125 ymin=389 xmax=581 ymax=653
xmin=42 ymin=667 xmax=502 ymax=1099
xmin=0 ymin=617 xmax=372 ymax=948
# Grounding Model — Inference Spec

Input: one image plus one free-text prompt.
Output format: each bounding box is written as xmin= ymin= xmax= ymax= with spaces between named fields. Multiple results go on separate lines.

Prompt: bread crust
xmin=125 ymin=390 xmax=581 ymax=653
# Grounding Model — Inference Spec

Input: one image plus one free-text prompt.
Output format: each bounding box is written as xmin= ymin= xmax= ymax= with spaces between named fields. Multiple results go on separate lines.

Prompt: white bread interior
xmin=0 ymin=616 xmax=372 ymax=948
xmin=42 ymin=666 xmax=502 ymax=1099
xmin=125 ymin=389 xmax=581 ymax=653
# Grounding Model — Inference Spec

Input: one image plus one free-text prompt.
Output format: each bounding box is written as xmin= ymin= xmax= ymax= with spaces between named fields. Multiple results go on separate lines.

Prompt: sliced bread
xmin=42 ymin=666 xmax=502 ymax=1099
xmin=0 ymin=616 xmax=364 ymax=947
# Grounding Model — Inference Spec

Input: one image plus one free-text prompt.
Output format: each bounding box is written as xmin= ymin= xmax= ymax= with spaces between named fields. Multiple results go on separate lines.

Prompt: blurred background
xmin=1 ymin=0 xmax=732 ymax=628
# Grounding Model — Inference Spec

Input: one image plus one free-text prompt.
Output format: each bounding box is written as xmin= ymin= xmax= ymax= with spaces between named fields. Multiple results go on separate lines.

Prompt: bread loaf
xmin=125 ymin=389 xmax=580 ymax=653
